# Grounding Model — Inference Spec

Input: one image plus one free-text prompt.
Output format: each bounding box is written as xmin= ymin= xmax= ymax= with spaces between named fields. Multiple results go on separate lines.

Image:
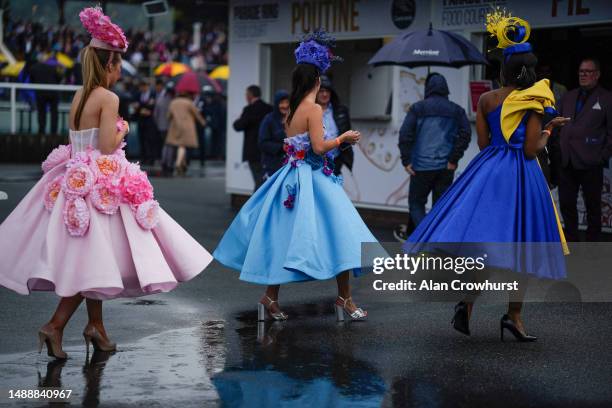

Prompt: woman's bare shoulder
xmin=94 ymin=87 xmax=119 ymax=103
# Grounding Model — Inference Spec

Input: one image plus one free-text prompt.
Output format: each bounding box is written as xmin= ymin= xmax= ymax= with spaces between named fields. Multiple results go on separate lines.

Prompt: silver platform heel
xmin=335 ymin=296 xmax=367 ymax=322
xmin=258 ymin=296 xmax=288 ymax=321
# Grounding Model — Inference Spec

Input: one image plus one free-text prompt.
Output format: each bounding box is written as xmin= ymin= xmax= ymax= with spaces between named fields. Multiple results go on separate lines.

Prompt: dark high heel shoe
xmin=83 ymin=325 xmax=117 ymax=353
xmin=500 ymin=314 xmax=537 ymax=342
xmin=451 ymin=301 xmax=470 ymax=336
xmin=38 ymin=327 xmax=68 ymax=360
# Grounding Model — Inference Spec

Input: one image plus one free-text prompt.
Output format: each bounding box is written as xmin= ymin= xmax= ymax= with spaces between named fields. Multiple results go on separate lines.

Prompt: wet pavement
xmin=1 ymin=164 xmax=612 ymax=407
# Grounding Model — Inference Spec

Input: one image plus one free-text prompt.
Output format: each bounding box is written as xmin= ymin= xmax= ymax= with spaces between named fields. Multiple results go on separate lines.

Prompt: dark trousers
xmin=248 ymin=161 xmax=264 ymax=192
xmin=36 ymin=93 xmax=58 ymax=134
xmin=138 ymin=120 xmax=158 ymax=163
xmin=409 ymin=169 xmax=454 ymax=227
xmin=559 ymin=163 xmax=603 ymax=241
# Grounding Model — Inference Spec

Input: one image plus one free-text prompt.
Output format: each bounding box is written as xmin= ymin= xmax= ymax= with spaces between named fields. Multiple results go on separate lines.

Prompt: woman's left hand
xmin=544 ymin=116 xmax=571 ymax=131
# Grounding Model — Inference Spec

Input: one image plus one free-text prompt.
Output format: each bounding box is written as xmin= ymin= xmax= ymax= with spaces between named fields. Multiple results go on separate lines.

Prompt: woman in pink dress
xmin=0 ymin=7 xmax=213 ymax=359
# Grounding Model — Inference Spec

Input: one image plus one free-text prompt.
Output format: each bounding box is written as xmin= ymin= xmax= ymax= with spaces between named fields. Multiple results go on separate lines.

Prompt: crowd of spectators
xmin=2 ymin=18 xmax=228 ymax=83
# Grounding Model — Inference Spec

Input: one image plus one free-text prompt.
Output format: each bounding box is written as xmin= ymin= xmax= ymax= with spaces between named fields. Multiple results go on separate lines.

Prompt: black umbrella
xmin=369 ymin=23 xmax=487 ymax=69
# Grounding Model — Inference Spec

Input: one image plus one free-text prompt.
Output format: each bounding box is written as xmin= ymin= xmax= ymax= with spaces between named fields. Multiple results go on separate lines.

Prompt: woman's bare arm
xmin=307 ymin=104 xmax=359 ymax=155
xmin=98 ymin=92 xmax=124 ymax=154
xmin=476 ymin=95 xmax=490 ymax=151
xmin=523 ymin=112 xmax=545 ymax=160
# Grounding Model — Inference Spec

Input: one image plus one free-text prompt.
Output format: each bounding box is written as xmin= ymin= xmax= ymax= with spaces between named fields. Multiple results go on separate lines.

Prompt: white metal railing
xmin=0 ymin=83 xmax=81 ymax=134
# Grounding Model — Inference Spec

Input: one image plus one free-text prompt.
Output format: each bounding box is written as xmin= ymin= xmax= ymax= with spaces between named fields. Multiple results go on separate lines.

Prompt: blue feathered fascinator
xmin=294 ymin=30 xmax=342 ymax=73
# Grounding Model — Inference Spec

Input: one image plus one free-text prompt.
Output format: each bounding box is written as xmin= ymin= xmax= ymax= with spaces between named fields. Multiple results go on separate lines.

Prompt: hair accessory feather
xmin=294 ymin=29 xmax=342 ymax=73
xmin=486 ymin=7 xmax=531 ymax=60
xmin=79 ymin=6 xmax=128 ymax=53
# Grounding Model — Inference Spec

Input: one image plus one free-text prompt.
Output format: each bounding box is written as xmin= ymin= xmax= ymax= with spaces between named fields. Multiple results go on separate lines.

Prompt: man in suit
xmin=29 ymin=55 xmax=61 ymax=135
xmin=135 ymin=80 xmax=157 ymax=165
xmin=553 ymin=58 xmax=612 ymax=241
xmin=233 ymin=85 xmax=272 ymax=191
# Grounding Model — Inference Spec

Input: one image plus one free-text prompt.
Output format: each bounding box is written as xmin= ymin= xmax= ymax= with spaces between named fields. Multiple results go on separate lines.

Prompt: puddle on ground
xmin=0 ymin=305 xmax=387 ymax=407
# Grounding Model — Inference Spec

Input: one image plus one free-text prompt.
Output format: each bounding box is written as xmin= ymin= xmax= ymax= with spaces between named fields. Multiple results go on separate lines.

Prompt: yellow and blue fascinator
xmin=486 ymin=8 xmax=531 ymax=62
xmin=294 ymin=30 xmax=342 ymax=73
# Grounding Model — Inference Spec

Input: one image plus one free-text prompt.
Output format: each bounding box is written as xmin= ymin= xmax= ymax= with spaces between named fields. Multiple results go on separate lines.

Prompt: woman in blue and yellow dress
xmin=406 ymin=11 xmax=570 ymax=341
xmin=214 ymin=32 xmax=376 ymax=321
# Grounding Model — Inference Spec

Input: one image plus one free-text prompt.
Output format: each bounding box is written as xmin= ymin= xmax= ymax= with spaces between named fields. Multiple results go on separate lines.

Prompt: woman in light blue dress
xmin=214 ymin=32 xmax=376 ymax=321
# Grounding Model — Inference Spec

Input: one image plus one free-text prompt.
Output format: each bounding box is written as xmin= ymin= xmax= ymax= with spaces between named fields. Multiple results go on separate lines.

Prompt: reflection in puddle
xmin=0 ymin=322 xmax=226 ymax=407
xmin=213 ymin=304 xmax=386 ymax=407
xmin=0 ymin=305 xmax=386 ymax=407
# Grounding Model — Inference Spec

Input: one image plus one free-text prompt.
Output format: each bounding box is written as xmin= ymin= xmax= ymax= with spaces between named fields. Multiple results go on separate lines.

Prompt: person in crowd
xmin=233 ymin=85 xmax=272 ymax=191
xmin=258 ymin=90 xmax=290 ymax=179
xmin=315 ymin=75 xmax=353 ymax=176
xmin=166 ymin=90 xmax=206 ymax=176
xmin=214 ymin=31 xmax=372 ymax=323
xmin=538 ymin=63 xmax=568 ymax=106
xmin=134 ymin=80 xmax=157 ymax=165
xmin=394 ymin=73 xmax=471 ymax=241
xmin=194 ymin=87 xmax=210 ymax=170
xmin=154 ymin=80 xmax=175 ymax=176
xmin=551 ymin=58 xmax=612 ymax=242
xmin=200 ymin=86 xmax=226 ymax=159
xmin=406 ymin=14 xmax=570 ymax=342
xmin=29 ymin=54 xmax=61 ymax=134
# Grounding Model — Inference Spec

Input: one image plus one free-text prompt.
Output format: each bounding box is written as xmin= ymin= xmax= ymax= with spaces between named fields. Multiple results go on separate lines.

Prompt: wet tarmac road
xmin=1 ymin=164 xmax=612 ymax=407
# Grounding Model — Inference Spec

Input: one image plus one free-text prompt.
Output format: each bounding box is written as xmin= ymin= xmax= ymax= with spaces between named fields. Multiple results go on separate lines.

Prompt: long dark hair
xmin=501 ymin=52 xmax=538 ymax=90
xmin=287 ymin=63 xmax=320 ymax=125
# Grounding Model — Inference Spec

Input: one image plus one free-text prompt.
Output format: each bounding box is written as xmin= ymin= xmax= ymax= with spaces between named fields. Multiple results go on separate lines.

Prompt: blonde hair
xmin=74 ymin=46 xmax=121 ymax=129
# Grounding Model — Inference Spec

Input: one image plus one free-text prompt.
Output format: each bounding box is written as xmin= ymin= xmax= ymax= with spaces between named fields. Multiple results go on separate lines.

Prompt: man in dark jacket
xmin=134 ymin=80 xmax=157 ymax=165
xmin=551 ymin=58 xmax=612 ymax=241
xmin=233 ymin=85 xmax=273 ymax=190
xmin=258 ymin=90 xmax=289 ymax=179
xmin=316 ymin=75 xmax=353 ymax=176
xmin=29 ymin=56 xmax=61 ymax=134
xmin=395 ymin=73 xmax=471 ymax=239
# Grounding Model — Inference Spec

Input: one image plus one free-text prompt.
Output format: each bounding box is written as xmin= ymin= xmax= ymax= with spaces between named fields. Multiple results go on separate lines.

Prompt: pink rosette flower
xmin=63 ymin=197 xmax=90 ymax=237
xmin=42 ymin=145 xmax=71 ymax=173
xmin=92 ymin=153 xmax=124 ymax=181
xmin=91 ymin=180 xmax=121 ymax=215
xmin=43 ymin=175 xmax=64 ymax=211
xmin=121 ymin=164 xmax=154 ymax=207
xmin=62 ymin=162 xmax=95 ymax=197
xmin=135 ymin=200 xmax=160 ymax=230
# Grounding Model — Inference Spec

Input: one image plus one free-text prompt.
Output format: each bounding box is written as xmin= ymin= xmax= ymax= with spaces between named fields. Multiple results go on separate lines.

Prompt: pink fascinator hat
xmin=79 ymin=6 xmax=128 ymax=53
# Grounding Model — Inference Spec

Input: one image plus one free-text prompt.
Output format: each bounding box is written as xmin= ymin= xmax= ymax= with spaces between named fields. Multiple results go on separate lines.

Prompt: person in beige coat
xmin=166 ymin=93 xmax=206 ymax=175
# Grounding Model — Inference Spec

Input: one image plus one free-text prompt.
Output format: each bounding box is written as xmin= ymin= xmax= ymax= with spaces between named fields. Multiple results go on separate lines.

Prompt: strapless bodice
xmin=69 ymin=128 xmax=99 ymax=156
xmin=487 ymin=105 xmax=529 ymax=149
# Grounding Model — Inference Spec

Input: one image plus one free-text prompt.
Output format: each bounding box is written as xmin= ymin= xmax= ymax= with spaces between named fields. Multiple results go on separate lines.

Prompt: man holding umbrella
xmin=395 ymin=73 xmax=471 ymax=241
xmin=367 ymin=23 xmax=484 ymax=241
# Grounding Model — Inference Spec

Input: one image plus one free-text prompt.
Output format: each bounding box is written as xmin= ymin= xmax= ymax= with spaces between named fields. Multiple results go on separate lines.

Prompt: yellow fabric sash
xmin=500 ymin=79 xmax=556 ymax=142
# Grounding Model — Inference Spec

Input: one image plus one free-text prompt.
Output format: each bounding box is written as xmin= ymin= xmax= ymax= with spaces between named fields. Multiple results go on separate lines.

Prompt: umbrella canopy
xmin=210 ymin=65 xmax=229 ymax=80
xmin=369 ymin=24 xmax=487 ymax=68
xmin=154 ymin=62 xmax=191 ymax=77
xmin=175 ymin=71 xmax=200 ymax=94
xmin=175 ymin=71 xmax=223 ymax=94
xmin=1 ymin=61 xmax=25 ymax=77
xmin=44 ymin=52 xmax=74 ymax=69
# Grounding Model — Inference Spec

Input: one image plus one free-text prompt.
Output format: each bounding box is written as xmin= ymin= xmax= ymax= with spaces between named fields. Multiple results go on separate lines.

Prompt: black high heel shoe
xmin=500 ymin=314 xmax=537 ymax=342
xmin=451 ymin=301 xmax=470 ymax=336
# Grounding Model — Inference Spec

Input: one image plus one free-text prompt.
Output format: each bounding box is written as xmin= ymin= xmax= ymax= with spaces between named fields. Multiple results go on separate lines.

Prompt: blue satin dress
xmin=214 ymin=132 xmax=377 ymax=284
xmin=405 ymin=104 xmax=566 ymax=279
